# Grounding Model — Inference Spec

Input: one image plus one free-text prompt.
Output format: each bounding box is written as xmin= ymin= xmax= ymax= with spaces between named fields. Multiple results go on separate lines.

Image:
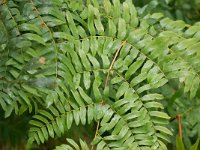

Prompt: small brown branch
xmin=90 ymin=121 xmax=100 ymax=150
xmin=91 ymin=41 xmax=126 ymax=150
xmin=104 ymin=41 xmax=126 ymax=87
xmin=177 ymin=114 xmax=182 ymax=142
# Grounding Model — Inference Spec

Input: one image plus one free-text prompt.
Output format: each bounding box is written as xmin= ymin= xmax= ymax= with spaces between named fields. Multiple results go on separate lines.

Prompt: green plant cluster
xmin=0 ymin=0 xmax=200 ymax=149
xmin=131 ymin=0 xmax=200 ymax=24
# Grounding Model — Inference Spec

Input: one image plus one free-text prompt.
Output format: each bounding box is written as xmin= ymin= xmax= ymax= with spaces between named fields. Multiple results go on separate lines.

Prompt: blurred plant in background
xmin=0 ymin=110 xmax=30 ymax=150
xmin=157 ymin=80 xmax=200 ymax=149
xmin=131 ymin=0 xmax=200 ymax=23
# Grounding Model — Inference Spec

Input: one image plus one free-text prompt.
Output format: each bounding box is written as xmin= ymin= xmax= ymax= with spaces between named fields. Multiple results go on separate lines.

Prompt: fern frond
xmin=26 ymin=0 xmax=172 ymax=149
xmin=28 ymin=102 xmax=98 ymax=145
xmin=54 ymin=138 xmax=90 ymax=150
xmin=140 ymin=13 xmax=200 ymax=98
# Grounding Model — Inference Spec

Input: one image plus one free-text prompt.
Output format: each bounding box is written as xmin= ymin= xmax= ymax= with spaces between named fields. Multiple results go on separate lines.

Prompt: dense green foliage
xmin=0 ymin=0 xmax=200 ymax=149
xmin=132 ymin=0 xmax=200 ymax=23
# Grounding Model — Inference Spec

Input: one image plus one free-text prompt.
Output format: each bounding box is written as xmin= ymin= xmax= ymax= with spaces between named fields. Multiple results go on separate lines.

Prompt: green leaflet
xmin=125 ymin=55 xmax=146 ymax=79
xmin=79 ymin=107 xmax=86 ymax=125
xmin=73 ymin=73 xmax=81 ymax=89
xmin=55 ymin=101 xmax=65 ymax=114
xmin=22 ymin=85 xmax=40 ymax=97
xmin=176 ymin=135 xmax=185 ymax=150
xmin=47 ymin=124 xmax=54 ymax=138
xmin=33 ymin=115 xmax=49 ymax=124
xmin=83 ymin=71 xmax=91 ymax=90
xmin=53 ymin=32 xmax=76 ymax=43
xmin=54 ymin=138 xmax=90 ymax=150
xmin=87 ymin=53 xmax=100 ymax=69
xmin=43 ymin=16 xmax=66 ymax=27
xmin=112 ymin=0 xmax=121 ymax=21
xmin=149 ymin=111 xmax=171 ymax=119
xmin=107 ymin=19 xmax=117 ymax=37
xmin=93 ymin=76 xmax=102 ymax=102
xmin=18 ymin=91 xmax=31 ymax=106
xmin=22 ymin=33 xmax=45 ymax=45
xmin=117 ymin=18 xmax=127 ymax=40
xmin=49 ymin=106 xmax=60 ymax=117
xmin=71 ymin=90 xmax=85 ymax=107
xmin=90 ymin=36 xmax=99 ymax=56
xmin=77 ymin=25 xmax=87 ymax=38
xmin=37 ymin=130 xmax=44 ymax=143
xmin=101 ymin=109 xmax=114 ymax=125
xmin=66 ymin=138 xmax=80 ymax=150
xmin=38 ymin=7 xmax=65 ymax=22
xmin=78 ymin=48 xmax=91 ymax=70
xmin=19 ymin=23 xmax=42 ymax=35
xmin=141 ymin=94 xmax=164 ymax=101
xmin=116 ymin=82 xmax=129 ymax=99
xmin=29 ymin=120 xmax=44 ymax=128
xmin=66 ymin=11 xmax=79 ymax=38
xmin=73 ymin=109 xmax=80 ymax=125
xmin=56 ymin=117 xmax=65 ymax=134
xmin=122 ymin=2 xmax=130 ymax=23
xmin=82 ymin=39 xmax=90 ymax=53
xmin=144 ymin=102 xmax=164 ymax=109
xmin=41 ymin=127 xmax=48 ymax=141
xmin=38 ymin=110 xmax=54 ymax=121
xmin=52 ymin=121 xmax=62 ymax=137
xmin=0 ymin=20 xmax=8 ymax=44
xmin=79 ymin=139 xmax=90 ymax=150
xmin=78 ymin=87 xmax=93 ymax=104
xmin=67 ymin=111 xmax=73 ymax=129
xmin=154 ymin=126 xmax=173 ymax=135
xmin=88 ymin=5 xmax=96 ymax=35
xmin=94 ymin=18 xmax=104 ymax=35
xmin=103 ymin=0 xmax=112 ymax=15
xmin=96 ymin=140 xmax=106 ymax=150
xmin=190 ymin=138 xmax=200 ymax=150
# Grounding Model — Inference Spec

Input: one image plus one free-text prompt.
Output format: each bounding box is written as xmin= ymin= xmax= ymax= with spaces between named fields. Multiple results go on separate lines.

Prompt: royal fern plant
xmin=0 ymin=0 xmax=200 ymax=149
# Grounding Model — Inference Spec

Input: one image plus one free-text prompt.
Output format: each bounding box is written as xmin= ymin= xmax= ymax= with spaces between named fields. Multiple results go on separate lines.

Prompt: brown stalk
xmin=105 ymin=40 xmax=126 ymax=87
xmin=177 ymin=114 xmax=182 ymax=142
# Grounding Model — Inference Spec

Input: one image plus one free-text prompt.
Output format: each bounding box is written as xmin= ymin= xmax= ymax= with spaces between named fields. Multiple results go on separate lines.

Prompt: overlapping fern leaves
xmin=0 ymin=0 xmax=200 ymax=149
